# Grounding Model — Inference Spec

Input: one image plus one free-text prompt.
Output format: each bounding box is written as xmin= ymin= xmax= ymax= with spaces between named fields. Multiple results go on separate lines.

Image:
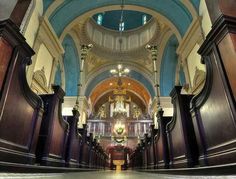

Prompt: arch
xmin=47 ymin=0 xmax=194 ymax=37
xmin=160 ymin=35 xmax=179 ymax=96
xmin=85 ymin=70 xmax=155 ymax=98
xmin=89 ymin=77 xmax=151 ymax=107
xmin=62 ymin=35 xmax=80 ymax=96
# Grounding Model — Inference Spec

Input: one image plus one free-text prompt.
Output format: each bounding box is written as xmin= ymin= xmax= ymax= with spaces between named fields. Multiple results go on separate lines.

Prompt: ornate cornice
xmin=75 ymin=17 xmax=162 ymax=61
xmin=38 ymin=16 xmax=64 ymax=58
xmin=176 ymin=16 xmax=204 ymax=60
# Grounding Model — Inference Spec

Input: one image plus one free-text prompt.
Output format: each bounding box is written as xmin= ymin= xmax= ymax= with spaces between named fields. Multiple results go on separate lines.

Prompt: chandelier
xmin=110 ymin=0 xmax=129 ymax=79
xmin=110 ymin=64 xmax=130 ymax=77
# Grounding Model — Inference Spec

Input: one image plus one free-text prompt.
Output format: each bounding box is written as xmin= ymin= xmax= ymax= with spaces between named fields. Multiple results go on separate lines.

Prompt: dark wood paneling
xmin=0 ymin=20 xmax=43 ymax=165
xmin=64 ymin=109 xmax=82 ymax=168
xmin=218 ymin=33 xmax=236 ymax=101
xmin=147 ymin=125 xmax=156 ymax=169
xmin=0 ymin=37 xmax=12 ymax=91
xmin=191 ymin=15 xmax=236 ymax=166
xmin=37 ymin=86 xmax=69 ymax=167
xmin=79 ymin=124 xmax=90 ymax=168
xmin=167 ymin=86 xmax=198 ymax=168
xmin=154 ymin=109 xmax=171 ymax=169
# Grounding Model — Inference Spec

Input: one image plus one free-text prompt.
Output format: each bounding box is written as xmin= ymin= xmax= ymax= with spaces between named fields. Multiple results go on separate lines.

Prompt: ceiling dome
xmin=92 ymin=10 xmax=152 ymax=31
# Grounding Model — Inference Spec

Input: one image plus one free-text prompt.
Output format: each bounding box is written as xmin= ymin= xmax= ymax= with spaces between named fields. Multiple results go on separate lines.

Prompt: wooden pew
xmin=0 ymin=20 xmax=43 ymax=165
xmin=92 ymin=140 xmax=99 ymax=169
xmin=79 ymin=124 xmax=90 ymax=168
xmin=143 ymin=133 xmax=152 ymax=169
xmin=190 ymin=13 xmax=236 ymax=166
xmin=97 ymin=145 xmax=103 ymax=169
xmin=64 ymin=109 xmax=82 ymax=168
xmin=143 ymin=134 xmax=149 ymax=169
xmin=136 ymin=140 xmax=142 ymax=169
xmin=166 ymin=86 xmax=198 ymax=168
xmin=129 ymin=151 xmax=135 ymax=169
xmin=36 ymin=85 xmax=69 ymax=167
xmin=102 ymin=152 xmax=108 ymax=169
xmin=88 ymin=136 xmax=95 ymax=168
xmin=154 ymin=109 xmax=171 ymax=169
xmin=136 ymin=144 xmax=143 ymax=169
xmin=147 ymin=124 xmax=157 ymax=169
xmin=88 ymin=133 xmax=94 ymax=168
xmin=140 ymin=139 xmax=147 ymax=169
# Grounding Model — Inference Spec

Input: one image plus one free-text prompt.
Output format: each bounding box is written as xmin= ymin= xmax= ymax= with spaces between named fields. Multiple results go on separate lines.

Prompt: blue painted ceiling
xmin=44 ymin=0 xmax=200 ymax=37
xmin=93 ymin=10 xmax=152 ymax=31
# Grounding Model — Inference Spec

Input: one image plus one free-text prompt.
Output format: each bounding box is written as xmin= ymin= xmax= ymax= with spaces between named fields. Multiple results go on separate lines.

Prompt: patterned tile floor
xmin=0 ymin=171 xmax=236 ymax=179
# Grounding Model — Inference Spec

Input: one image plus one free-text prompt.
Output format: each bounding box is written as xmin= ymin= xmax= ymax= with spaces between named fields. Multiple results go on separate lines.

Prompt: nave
xmin=0 ymin=171 xmax=235 ymax=179
xmin=1 ymin=0 xmax=236 ymax=178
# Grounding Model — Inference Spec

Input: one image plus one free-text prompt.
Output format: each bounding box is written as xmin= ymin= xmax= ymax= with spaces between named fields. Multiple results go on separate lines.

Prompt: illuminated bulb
xmin=110 ymin=69 xmax=117 ymax=74
xmin=124 ymin=68 xmax=130 ymax=73
xmin=88 ymin=44 xmax=93 ymax=48
xmin=118 ymin=64 xmax=122 ymax=70
xmin=146 ymin=44 xmax=151 ymax=49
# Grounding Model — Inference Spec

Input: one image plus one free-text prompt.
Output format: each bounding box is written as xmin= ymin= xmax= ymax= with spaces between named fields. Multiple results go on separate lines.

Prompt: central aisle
xmin=0 ymin=171 xmax=235 ymax=179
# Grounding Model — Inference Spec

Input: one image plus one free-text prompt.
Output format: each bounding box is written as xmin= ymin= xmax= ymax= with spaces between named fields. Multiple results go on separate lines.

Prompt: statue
xmin=97 ymin=105 xmax=106 ymax=119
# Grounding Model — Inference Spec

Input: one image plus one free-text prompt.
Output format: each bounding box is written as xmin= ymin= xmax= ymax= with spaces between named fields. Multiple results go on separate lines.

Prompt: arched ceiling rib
xmin=85 ymin=70 xmax=155 ymax=99
xmin=89 ymin=77 xmax=151 ymax=109
xmin=94 ymin=90 xmax=147 ymax=113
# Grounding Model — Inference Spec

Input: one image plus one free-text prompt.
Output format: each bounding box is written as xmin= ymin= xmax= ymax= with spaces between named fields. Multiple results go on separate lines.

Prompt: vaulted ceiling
xmin=45 ymin=0 xmax=200 ymax=106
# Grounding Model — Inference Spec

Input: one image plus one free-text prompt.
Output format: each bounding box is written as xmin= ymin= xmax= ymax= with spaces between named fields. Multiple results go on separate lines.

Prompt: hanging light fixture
xmin=110 ymin=0 xmax=129 ymax=80
xmin=110 ymin=64 xmax=130 ymax=77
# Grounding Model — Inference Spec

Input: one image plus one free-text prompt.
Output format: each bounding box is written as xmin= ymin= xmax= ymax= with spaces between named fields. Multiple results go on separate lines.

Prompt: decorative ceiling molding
xmin=181 ymin=0 xmax=199 ymax=20
xmin=83 ymin=61 xmax=155 ymax=98
xmin=75 ymin=18 xmax=161 ymax=62
xmin=44 ymin=0 xmax=64 ymax=18
xmin=85 ymin=58 xmax=153 ymax=82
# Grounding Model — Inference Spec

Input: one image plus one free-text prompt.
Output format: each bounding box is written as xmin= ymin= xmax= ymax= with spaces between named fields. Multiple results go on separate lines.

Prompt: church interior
xmin=0 ymin=0 xmax=236 ymax=178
